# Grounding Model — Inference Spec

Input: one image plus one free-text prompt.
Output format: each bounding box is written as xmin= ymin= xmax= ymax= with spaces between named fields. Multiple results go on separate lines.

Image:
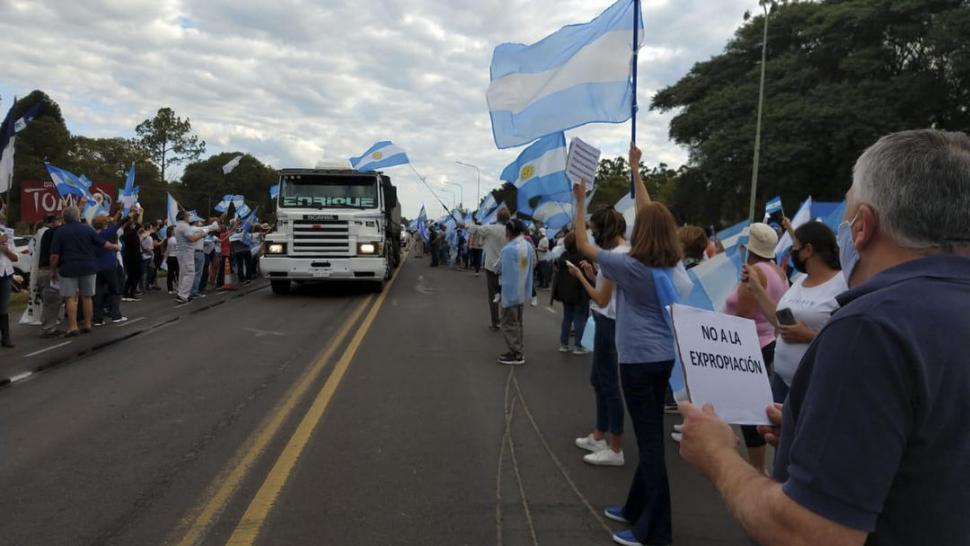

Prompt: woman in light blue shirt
xmin=573 ymin=144 xmax=683 ymax=546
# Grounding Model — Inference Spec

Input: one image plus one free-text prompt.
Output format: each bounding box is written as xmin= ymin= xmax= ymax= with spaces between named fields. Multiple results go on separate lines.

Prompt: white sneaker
xmin=673 ymin=423 xmax=684 ymax=433
xmin=492 ymin=293 xmax=501 ymax=303
xmin=112 ymin=316 xmax=129 ymax=324
xmin=531 ymin=296 xmax=538 ymax=306
xmin=584 ymin=449 xmax=625 ymax=466
xmin=574 ymin=434 xmax=608 ymax=452
xmin=671 ymin=432 xmax=683 ymax=443
xmin=572 ymin=346 xmax=590 ymax=355
xmin=559 ymin=345 xmax=571 ymax=353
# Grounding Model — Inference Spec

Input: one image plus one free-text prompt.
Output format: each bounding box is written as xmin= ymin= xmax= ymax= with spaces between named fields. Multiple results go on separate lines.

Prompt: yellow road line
xmin=226 ymin=266 xmax=404 ymax=546
xmin=173 ymin=295 xmax=374 ymax=546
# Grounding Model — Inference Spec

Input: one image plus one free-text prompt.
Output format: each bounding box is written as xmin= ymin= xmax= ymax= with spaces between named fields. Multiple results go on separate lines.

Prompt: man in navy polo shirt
xmin=678 ymin=130 xmax=970 ymax=546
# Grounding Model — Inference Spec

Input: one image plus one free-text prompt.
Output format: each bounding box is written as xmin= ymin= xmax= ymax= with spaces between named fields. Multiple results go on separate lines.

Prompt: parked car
xmin=13 ymin=235 xmax=32 ymax=277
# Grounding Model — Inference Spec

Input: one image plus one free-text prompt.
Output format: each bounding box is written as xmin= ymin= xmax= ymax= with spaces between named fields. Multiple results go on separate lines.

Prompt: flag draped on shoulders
xmin=486 ymin=0 xmax=643 ymax=149
xmin=350 ymin=141 xmax=409 ymax=172
xmin=499 ymin=236 xmax=535 ymax=308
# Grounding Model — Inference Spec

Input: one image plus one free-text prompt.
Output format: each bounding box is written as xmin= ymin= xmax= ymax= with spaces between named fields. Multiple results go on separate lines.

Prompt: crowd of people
xmin=412 ymin=130 xmax=970 ymax=546
xmin=0 ymin=203 xmax=271 ymax=347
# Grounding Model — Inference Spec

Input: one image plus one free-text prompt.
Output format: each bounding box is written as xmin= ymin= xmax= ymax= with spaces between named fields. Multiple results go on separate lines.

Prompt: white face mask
xmin=837 ymin=213 xmax=860 ymax=285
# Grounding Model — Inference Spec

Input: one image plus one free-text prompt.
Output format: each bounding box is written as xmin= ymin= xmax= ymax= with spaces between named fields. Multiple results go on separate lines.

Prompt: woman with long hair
xmin=573 ymin=144 xmax=683 ymax=546
xmin=569 ymin=207 xmax=628 ymax=467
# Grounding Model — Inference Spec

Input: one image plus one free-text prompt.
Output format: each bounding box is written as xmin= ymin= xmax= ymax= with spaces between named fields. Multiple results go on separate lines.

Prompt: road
xmin=0 ymin=257 xmax=749 ymax=546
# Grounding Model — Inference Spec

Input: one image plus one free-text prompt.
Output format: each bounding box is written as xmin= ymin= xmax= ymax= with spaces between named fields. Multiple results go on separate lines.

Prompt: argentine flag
xmin=417 ymin=205 xmax=429 ymax=242
xmin=269 ymin=183 xmax=280 ymax=200
xmin=166 ymin=194 xmax=180 ymax=227
xmin=45 ymin=163 xmax=91 ymax=200
xmin=487 ymin=0 xmax=643 ymax=149
xmin=500 ymin=133 xmax=570 ymax=218
xmin=118 ymin=163 xmax=139 ymax=215
xmin=499 ymin=236 xmax=535 ymax=308
xmin=350 ymin=141 xmax=409 ymax=172
xmin=214 ymin=194 xmax=245 ymax=214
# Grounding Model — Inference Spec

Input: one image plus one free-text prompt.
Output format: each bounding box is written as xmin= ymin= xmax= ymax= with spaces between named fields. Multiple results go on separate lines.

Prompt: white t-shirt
xmin=774 ymin=272 xmax=847 ymax=385
xmin=165 ymin=236 xmax=176 ymax=259
xmin=590 ymin=244 xmax=630 ymax=320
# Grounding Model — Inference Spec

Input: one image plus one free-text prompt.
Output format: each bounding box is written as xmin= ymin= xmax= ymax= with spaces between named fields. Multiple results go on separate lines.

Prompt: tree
xmin=135 ymin=107 xmax=206 ymax=182
xmin=179 ymin=153 xmax=278 ymax=219
xmin=69 ymin=136 xmax=168 ymax=221
xmin=651 ymin=0 xmax=970 ymax=226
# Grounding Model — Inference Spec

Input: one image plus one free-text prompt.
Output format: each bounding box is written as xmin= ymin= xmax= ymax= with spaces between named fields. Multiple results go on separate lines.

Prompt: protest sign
xmin=565 ymin=137 xmax=600 ymax=191
xmin=670 ymin=303 xmax=773 ymax=425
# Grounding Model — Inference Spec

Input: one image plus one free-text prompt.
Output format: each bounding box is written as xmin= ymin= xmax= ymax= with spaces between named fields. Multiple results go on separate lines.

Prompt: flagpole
xmin=407 ymin=163 xmax=461 ymax=224
xmin=630 ymin=0 xmax=640 ymax=197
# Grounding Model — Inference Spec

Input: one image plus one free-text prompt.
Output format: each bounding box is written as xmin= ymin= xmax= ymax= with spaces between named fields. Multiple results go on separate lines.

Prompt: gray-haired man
xmin=678 ymin=130 xmax=970 ymax=546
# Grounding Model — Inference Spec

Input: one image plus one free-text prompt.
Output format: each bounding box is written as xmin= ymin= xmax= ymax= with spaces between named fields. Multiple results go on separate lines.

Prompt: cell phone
xmin=776 ymin=308 xmax=796 ymax=326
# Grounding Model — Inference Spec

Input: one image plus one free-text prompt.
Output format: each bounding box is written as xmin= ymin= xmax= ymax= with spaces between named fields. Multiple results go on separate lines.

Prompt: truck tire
xmin=371 ymin=279 xmax=385 ymax=293
xmin=271 ymin=280 xmax=291 ymax=295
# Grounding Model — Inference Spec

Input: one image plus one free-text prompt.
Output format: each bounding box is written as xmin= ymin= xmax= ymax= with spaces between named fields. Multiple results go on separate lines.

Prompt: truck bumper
xmin=259 ymin=256 xmax=385 ymax=281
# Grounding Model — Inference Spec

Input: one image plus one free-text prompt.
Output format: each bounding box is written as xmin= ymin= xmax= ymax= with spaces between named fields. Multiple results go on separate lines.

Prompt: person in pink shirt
xmin=722 ymin=222 xmax=788 ymax=474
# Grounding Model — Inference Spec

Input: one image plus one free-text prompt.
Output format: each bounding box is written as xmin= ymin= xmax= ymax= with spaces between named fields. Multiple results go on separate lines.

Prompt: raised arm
xmin=572 ymin=182 xmax=599 ymax=262
xmin=630 ymin=143 xmax=651 ymax=211
xmin=569 ymin=261 xmax=613 ymax=308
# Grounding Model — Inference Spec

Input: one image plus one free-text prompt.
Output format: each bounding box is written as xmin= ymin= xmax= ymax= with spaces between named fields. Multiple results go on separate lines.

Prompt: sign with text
xmin=565 ymin=137 xmax=600 ymax=191
xmin=19 ymin=180 xmax=116 ymax=223
xmin=670 ymin=304 xmax=773 ymax=425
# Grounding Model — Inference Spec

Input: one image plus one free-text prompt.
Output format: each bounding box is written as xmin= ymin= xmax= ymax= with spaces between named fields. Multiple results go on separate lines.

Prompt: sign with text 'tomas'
xmin=670 ymin=304 xmax=774 ymax=425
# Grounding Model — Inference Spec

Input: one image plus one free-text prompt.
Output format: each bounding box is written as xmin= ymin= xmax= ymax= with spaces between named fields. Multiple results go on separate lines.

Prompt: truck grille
xmin=291 ymin=219 xmax=351 ymax=256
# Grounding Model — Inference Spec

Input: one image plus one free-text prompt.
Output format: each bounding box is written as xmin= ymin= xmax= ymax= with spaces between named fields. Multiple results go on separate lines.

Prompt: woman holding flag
xmin=573 ymin=144 xmax=682 ymax=546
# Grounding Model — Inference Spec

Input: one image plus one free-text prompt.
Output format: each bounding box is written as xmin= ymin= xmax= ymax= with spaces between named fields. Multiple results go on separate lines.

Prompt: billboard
xmin=20 ymin=180 xmax=116 ymax=223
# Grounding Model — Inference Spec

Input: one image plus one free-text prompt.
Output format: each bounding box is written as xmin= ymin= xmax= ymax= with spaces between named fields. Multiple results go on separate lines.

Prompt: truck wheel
xmin=371 ymin=279 xmax=385 ymax=293
xmin=271 ymin=280 xmax=291 ymax=295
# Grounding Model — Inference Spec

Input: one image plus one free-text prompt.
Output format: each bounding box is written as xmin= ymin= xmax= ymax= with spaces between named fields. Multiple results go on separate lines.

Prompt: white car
xmin=13 ymin=235 xmax=32 ymax=277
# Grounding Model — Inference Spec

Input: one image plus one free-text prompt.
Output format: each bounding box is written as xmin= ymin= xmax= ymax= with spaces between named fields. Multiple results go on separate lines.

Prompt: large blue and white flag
xmin=533 ymin=200 xmax=573 ymax=236
xmin=475 ymin=192 xmax=498 ymax=223
xmin=350 ymin=141 xmax=409 ymax=172
xmin=118 ymin=162 xmax=139 ymax=215
xmin=500 ymin=133 xmax=570 ymax=218
xmin=214 ymin=194 xmax=245 ymax=214
xmin=486 ymin=0 xmax=643 ymax=149
xmin=269 ymin=183 xmax=280 ymax=200
xmin=166 ymin=194 xmax=180 ymax=227
xmin=417 ymin=205 xmax=429 ymax=242
xmin=1 ymin=99 xmax=44 ymax=192
xmin=235 ymin=203 xmax=252 ymax=219
xmin=500 ymin=236 xmax=535 ymax=308
xmin=45 ymin=163 xmax=91 ymax=200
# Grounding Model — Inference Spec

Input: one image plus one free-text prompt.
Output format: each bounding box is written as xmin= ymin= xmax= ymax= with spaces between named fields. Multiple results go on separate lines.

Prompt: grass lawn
xmin=9 ymin=291 xmax=27 ymax=313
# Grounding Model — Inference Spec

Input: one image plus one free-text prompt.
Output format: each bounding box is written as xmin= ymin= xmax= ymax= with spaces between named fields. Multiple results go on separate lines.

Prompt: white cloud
xmin=0 ymin=0 xmax=759 ymax=218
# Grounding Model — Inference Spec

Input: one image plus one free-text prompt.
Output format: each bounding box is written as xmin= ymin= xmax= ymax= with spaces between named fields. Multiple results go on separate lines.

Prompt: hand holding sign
xmin=566 ymin=137 xmax=600 ymax=191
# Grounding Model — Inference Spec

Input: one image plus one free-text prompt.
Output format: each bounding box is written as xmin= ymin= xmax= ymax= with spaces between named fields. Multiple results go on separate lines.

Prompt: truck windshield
xmin=279 ymin=174 xmax=379 ymax=209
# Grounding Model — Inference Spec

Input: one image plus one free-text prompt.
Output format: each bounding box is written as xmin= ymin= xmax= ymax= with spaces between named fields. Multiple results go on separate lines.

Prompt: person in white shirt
xmin=174 ymin=212 xmax=216 ymax=303
xmin=745 ymin=219 xmax=846 ymax=402
xmin=0 ymin=210 xmax=19 ymax=348
xmin=463 ymin=207 xmax=511 ymax=331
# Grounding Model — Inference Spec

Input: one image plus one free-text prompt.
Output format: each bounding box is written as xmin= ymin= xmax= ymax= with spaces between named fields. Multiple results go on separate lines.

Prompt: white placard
xmin=670 ymin=304 xmax=774 ymax=425
xmin=565 ymin=137 xmax=600 ymax=191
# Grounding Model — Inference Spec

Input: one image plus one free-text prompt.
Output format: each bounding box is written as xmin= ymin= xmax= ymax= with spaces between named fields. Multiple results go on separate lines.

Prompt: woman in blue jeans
xmin=573 ymin=144 xmax=684 ymax=546
xmin=568 ymin=208 xmax=628 ymax=467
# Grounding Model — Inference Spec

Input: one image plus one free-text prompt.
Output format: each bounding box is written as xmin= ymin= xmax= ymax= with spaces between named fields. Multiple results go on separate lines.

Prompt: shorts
xmin=60 ymin=274 xmax=96 ymax=298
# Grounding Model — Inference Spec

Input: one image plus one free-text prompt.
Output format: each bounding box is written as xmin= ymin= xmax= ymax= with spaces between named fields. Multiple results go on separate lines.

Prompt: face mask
xmin=837 ymin=214 xmax=860 ymax=285
xmin=789 ymin=246 xmax=806 ymax=273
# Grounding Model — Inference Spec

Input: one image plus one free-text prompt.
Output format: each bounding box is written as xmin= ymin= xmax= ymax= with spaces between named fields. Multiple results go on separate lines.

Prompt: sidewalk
xmin=1 ymin=279 xmax=268 ymax=387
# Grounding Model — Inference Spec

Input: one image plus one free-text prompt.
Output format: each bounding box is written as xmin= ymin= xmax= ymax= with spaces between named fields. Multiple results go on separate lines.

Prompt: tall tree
xmin=180 ymin=153 xmax=278 ymax=219
xmin=651 ymin=0 xmax=970 ymax=225
xmin=135 ymin=107 xmax=206 ymax=182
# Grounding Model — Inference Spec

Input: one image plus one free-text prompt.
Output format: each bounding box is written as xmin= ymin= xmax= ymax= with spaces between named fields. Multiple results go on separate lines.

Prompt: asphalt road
xmin=0 ymin=257 xmax=750 ymax=546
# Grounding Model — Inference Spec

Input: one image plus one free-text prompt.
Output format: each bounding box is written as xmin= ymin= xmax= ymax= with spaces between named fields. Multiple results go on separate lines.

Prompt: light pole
xmin=748 ymin=0 xmax=771 ymax=223
xmin=440 ymin=188 xmax=457 ymax=211
xmin=455 ymin=161 xmax=481 ymax=206
xmin=446 ymin=181 xmax=464 ymax=209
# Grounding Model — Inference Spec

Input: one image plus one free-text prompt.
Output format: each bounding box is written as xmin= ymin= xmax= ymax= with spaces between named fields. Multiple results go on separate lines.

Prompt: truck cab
xmin=260 ymin=168 xmax=401 ymax=294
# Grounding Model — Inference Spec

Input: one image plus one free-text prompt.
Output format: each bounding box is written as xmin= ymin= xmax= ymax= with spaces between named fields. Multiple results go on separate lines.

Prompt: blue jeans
xmin=191 ymin=251 xmax=205 ymax=297
xmin=620 ymin=360 xmax=674 ymax=545
xmin=560 ymin=301 xmax=589 ymax=346
xmin=591 ymin=313 xmax=623 ymax=436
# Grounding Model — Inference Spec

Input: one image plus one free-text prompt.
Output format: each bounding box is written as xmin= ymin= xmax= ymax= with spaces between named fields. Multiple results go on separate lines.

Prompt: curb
xmin=0 ymin=282 xmax=269 ymax=390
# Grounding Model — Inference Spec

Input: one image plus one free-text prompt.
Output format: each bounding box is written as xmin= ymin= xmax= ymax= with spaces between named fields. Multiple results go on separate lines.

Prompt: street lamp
xmin=455 ymin=161 xmax=481 ymax=206
xmin=440 ymin=188 xmax=457 ymax=210
xmin=446 ymin=181 xmax=464 ymax=209
xmin=748 ymin=0 xmax=771 ymax=223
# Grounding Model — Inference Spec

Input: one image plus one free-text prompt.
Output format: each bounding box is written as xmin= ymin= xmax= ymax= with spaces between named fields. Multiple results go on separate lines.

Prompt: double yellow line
xmin=174 ymin=266 xmax=402 ymax=546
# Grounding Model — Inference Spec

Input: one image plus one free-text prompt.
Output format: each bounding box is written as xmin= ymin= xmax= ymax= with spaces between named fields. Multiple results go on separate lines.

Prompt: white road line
xmin=116 ymin=317 xmax=145 ymax=327
xmin=24 ymin=340 xmax=72 ymax=358
xmin=545 ymin=306 xmax=557 ymax=314
xmin=10 ymin=372 xmax=33 ymax=383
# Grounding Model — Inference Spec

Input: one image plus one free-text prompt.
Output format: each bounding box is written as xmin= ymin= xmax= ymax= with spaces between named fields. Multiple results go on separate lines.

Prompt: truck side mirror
xmin=385 ymin=186 xmax=398 ymax=209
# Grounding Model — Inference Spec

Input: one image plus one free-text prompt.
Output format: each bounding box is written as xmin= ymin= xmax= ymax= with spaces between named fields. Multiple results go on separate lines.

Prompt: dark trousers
xmin=741 ymin=341 xmax=775 ymax=448
xmin=560 ymin=301 xmax=590 ymax=346
xmin=93 ymin=268 xmax=122 ymax=322
xmin=485 ymin=270 xmax=500 ymax=328
xmin=166 ymin=256 xmax=180 ymax=292
xmin=470 ymin=248 xmax=483 ymax=273
xmin=199 ymin=252 xmax=213 ymax=294
xmin=233 ymin=250 xmax=251 ymax=281
xmin=591 ymin=313 xmax=623 ymax=436
xmin=123 ymin=257 xmax=141 ymax=298
xmin=621 ymin=361 xmax=674 ymax=545
xmin=537 ymin=261 xmax=552 ymax=288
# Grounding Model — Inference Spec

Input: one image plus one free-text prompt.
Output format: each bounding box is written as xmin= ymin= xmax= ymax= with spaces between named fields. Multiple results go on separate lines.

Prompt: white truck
xmin=260 ymin=167 xmax=402 ymax=294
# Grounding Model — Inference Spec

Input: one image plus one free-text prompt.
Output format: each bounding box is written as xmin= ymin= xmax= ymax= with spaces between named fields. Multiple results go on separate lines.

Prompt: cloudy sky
xmin=0 ymin=0 xmax=759 ymax=218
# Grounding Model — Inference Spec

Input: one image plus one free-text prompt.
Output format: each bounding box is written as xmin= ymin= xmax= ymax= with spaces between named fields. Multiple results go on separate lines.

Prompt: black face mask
xmin=789 ymin=246 xmax=807 ymax=273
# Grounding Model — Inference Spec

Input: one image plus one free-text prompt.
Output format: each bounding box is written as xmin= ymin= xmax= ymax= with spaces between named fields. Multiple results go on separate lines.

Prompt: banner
xmin=20 ymin=180 xmax=115 ymax=223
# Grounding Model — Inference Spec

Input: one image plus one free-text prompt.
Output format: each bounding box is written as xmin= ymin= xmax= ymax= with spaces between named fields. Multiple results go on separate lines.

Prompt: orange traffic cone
xmin=222 ymin=257 xmax=237 ymax=290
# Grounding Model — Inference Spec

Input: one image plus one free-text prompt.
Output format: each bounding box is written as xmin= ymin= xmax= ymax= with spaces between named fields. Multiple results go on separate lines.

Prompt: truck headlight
xmin=357 ymin=243 xmax=378 ymax=255
xmin=267 ymin=243 xmax=286 ymax=255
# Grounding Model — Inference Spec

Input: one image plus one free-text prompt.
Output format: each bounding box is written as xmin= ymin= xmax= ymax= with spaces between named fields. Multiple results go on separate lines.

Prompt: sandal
xmin=81 ymin=326 xmax=93 ymax=334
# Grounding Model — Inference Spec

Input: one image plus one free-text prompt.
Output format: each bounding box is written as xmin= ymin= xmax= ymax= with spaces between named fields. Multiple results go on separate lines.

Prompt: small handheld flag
xmin=222 ymin=155 xmax=244 ymax=174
